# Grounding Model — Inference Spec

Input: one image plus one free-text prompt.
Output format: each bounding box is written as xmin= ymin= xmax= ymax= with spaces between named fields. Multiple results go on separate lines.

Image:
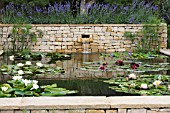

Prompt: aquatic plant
xmin=104 ymin=74 xmax=170 ymax=95
xmin=0 ymin=61 xmax=64 ymax=76
xmin=0 ymin=76 xmax=77 ymax=97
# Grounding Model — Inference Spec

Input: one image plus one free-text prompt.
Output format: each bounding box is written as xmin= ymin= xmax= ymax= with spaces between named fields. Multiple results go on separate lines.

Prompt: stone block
xmin=50 ymin=46 xmax=55 ymax=49
xmin=55 ymin=46 xmax=61 ymax=49
xmin=106 ymin=49 xmax=116 ymax=53
xmin=113 ymin=27 xmax=119 ymax=32
xmin=44 ymin=27 xmax=52 ymax=31
xmin=31 ymin=110 xmax=48 ymax=113
xmin=102 ymin=27 xmax=107 ymax=32
xmin=118 ymin=27 xmax=125 ymax=31
xmin=1 ymin=110 xmax=14 ymax=113
xmin=86 ymin=110 xmax=105 ymax=113
xmin=118 ymin=109 xmax=126 ymax=113
xmin=65 ymin=110 xmax=85 ymax=113
xmin=47 ymin=31 xmax=56 ymax=35
xmin=70 ymin=29 xmax=79 ymax=32
xmin=106 ymin=110 xmax=117 ymax=113
xmin=51 ymin=27 xmax=59 ymax=30
xmin=53 ymin=42 xmax=62 ymax=45
xmin=128 ymin=109 xmax=147 ymax=113
xmin=95 ymin=27 xmax=102 ymax=32
xmin=49 ymin=110 xmax=65 ymax=113
xmin=14 ymin=110 xmax=30 ymax=113
xmin=106 ymin=27 xmax=112 ymax=32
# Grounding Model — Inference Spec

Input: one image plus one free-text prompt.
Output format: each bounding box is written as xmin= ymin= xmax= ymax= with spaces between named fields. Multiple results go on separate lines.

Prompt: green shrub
xmin=168 ymin=26 xmax=170 ymax=48
xmin=161 ymin=0 xmax=170 ymax=24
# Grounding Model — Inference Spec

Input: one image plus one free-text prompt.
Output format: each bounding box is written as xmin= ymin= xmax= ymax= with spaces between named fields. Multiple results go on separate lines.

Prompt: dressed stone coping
xmin=0 ymin=96 xmax=170 ymax=112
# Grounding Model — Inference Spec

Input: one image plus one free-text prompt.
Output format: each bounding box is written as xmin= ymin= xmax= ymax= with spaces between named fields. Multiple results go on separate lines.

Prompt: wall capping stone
xmin=0 ymin=96 xmax=169 ymax=112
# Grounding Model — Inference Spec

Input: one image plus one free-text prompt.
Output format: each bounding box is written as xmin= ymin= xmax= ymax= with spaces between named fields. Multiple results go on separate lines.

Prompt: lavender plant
xmin=0 ymin=0 xmax=161 ymax=24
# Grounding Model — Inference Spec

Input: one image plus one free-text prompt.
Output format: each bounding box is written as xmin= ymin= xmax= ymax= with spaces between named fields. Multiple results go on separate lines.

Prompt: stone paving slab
xmin=0 ymin=96 xmax=170 ymax=110
xmin=0 ymin=98 xmax=22 ymax=109
xmin=108 ymin=96 xmax=170 ymax=108
xmin=20 ymin=96 xmax=110 ymax=109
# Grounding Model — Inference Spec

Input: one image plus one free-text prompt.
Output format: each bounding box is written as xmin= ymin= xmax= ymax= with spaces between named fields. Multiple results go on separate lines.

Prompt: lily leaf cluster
xmin=0 ymin=76 xmax=77 ymax=97
xmin=0 ymin=61 xmax=64 ymax=76
xmin=100 ymin=52 xmax=168 ymax=59
xmin=104 ymin=74 xmax=170 ymax=95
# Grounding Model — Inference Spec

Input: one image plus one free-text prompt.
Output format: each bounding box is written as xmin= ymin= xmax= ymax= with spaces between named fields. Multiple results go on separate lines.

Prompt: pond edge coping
xmin=0 ymin=96 xmax=169 ymax=110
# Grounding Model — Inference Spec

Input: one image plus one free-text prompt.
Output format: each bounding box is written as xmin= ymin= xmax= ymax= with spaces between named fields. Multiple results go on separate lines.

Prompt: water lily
xmin=131 ymin=62 xmax=139 ymax=69
xmin=130 ymin=83 xmax=136 ymax=87
xmin=140 ymin=83 xmax=148 ymax=89
xmin=9 ymin=55 xmax=14 ymax=61
xmin=18 ymin=70 xmax=24 ymax=75
xmin=99 ymin=65 xmax=105 ymax=70
xmin=168 ymin=85 xmax=170 ymax=91
xmin=25 ymin=61 xmax=32 ymax=66
xmin=17 ymin=63 xmax=24 ymax=67
xmin=1 ymin=86 xmax=8 ymax=91
xmin=22 ymin=79 xmax=32 ymax=86
xmin=153 ymin=80 xmax=162 ymax=87
xmin=36 ymin=62 xmax=43 ymax=67
xmin=32 ymin=80 xmax=38 ymax=84
xmin=128 ymin=73 xmax=136 ymax=79
xmin=13 ymin=76 xmax=22 ymax=80
xmin=31 ymin=84 xmax=39 ymax=90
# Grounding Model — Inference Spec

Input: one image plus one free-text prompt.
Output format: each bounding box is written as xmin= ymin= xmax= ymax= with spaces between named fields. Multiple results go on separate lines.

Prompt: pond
xmin=0 ymin=53 xmax=170 ymax=96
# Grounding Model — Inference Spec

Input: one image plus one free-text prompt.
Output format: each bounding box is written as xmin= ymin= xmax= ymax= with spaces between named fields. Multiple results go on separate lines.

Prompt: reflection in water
xmin=0 ymin=53 xmax=169 ymax=96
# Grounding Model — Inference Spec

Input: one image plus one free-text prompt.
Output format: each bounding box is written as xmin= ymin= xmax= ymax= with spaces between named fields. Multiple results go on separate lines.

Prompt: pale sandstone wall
xmin=0 ymin=24 xmax=167 ymax=53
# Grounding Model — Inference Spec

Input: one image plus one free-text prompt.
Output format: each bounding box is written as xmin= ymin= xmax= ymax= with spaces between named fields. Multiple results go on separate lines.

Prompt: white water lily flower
xmin=9 ymin=55 xmax=14 ymax=61
xmin=36 ymin=62 xmax=43 ymax=67
xmin=18 ymin=70 xmax=24 ymax=75
xmin=25 ymin=61 xmax=32 ymax=66
xmin=153 ymin=80 xmax=162 ymax=86
xmin=140 ymin=83 xmax=148 ymax=89
xmin=17 ymin=63 xmax=24 ymax=67
xmin=13 ymin=76 xmax=22 ymax=80
xmin=168 ymin=85 xmax=170 ymax=91
xmin=22 ymin=79 xmax=32 ymax=86
xmin=31 ymin=84 xmax=39 ymax=90
xmin=1 ymin=86 xmax=8 ymax=91
xmin=130 ymin=83 xmax=136 ymax=87
xmin=128 ymin=73 xmax=136 ymax=79
xmin=32 ymin=80 xmax=38 ymax=84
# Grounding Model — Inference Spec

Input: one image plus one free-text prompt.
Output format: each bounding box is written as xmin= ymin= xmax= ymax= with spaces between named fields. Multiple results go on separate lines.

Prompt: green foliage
xmin=0 ymin=77 xmax=77 ymax=97
xmin=0 ymin=1 xmax=161 ymax=24
xmin=124 ymin=32 xmax=136 ymax=43
xmin=137 ymin=25 xmax=160 ymax=53
xmin=0 ymin=61 xmax=65 ymax=76
xmin=6 ymin=24 xmax=43 ymax=55
xmin=104 ymin=74 xmax=170 ymax=95
xmin=46 ymin=53 xmax=71 ymax=63
xmin=161 ymin=0 xmax=170 ymax=24
xmin=168 ymin=26 xmax=170 ymax=48
xmin=124 ymin=25 xmax=160 ymax=53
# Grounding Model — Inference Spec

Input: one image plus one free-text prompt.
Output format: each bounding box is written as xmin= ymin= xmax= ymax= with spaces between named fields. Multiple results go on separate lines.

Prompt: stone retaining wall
xmin=0 ymin=96 xmax=169 ymax=113
xmin=0 ymin=24 xmax=167 ymax=53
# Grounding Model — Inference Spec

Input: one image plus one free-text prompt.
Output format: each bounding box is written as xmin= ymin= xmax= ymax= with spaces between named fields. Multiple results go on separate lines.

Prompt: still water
xmin=0 ymin=53 xmax=169 ymax=96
